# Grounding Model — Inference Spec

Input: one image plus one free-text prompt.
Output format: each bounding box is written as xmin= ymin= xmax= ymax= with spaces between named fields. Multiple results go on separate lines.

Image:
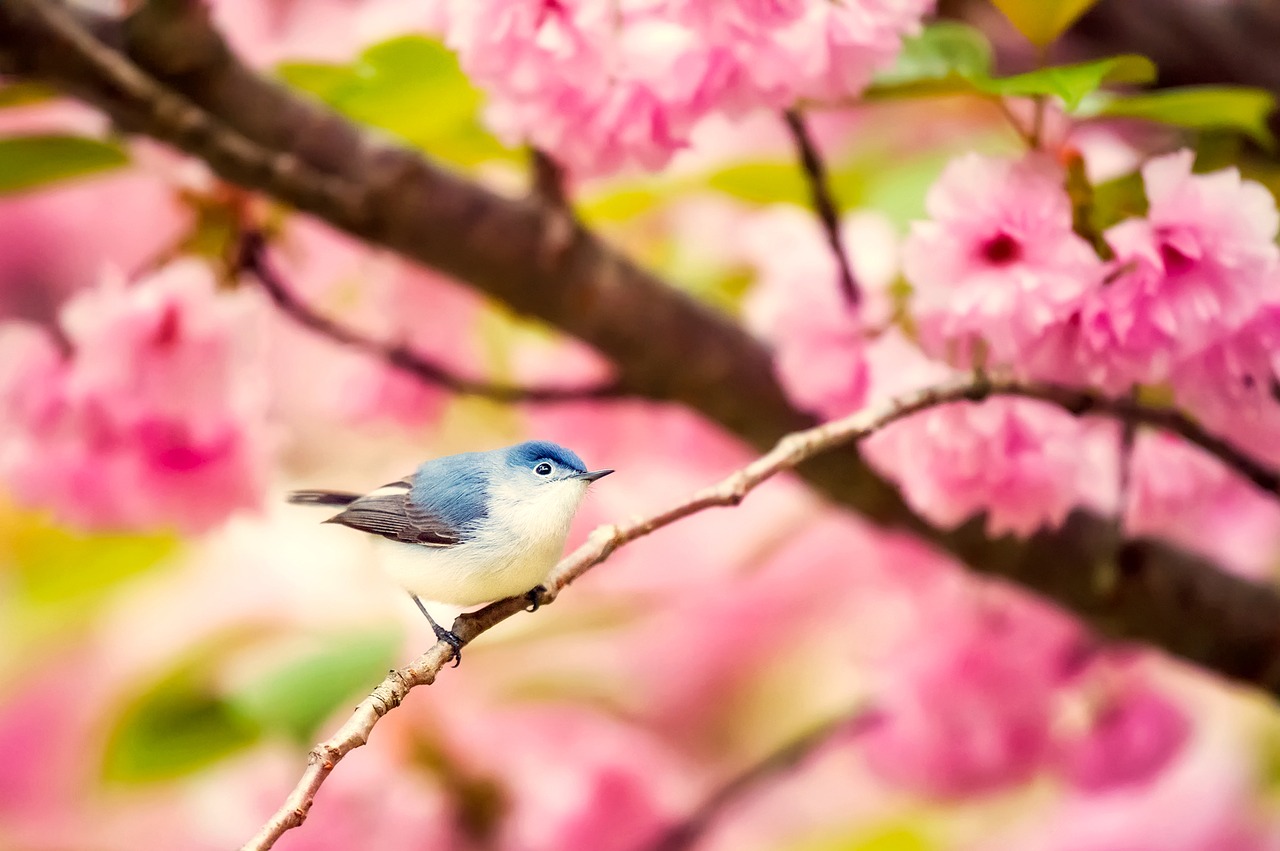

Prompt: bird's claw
xmin=432 ymin=623 xmax=464 ymax=667
xmin=525 ymin=585 xmax=548 ymax=613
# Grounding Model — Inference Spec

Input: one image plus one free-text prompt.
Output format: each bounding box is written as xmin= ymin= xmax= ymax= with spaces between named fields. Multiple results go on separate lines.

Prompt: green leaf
xmin=991 ymin=0 xmax=1102 ymax=47
xmin=871 ymin=22 xmax=993 ymax=92
xmin=104 ymin=651 xmax=261 ymax=784
xmin=227 ymin=629 xmax=400 ymax=742
xmin=277 ymin=36 xmax=517 ymax=166
xmin=1098 ymin=86 xmax=1277 ymax=148
xmin=706 ymin=161 xmax=811 ymax=205
xmin=6 ymin=512 xmax=178 ymax=610
xmin=0 ymin=135 xmax=130 ymax=195
xmin=976 ymin=55 xmax=1157 ymax=111
xmin=1089 ymin=170 xmax=1148 ymax=231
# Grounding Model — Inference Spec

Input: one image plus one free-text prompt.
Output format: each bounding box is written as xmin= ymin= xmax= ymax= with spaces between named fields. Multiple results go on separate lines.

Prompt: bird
xmin=287 ymin=440 xmax=612 ymax=665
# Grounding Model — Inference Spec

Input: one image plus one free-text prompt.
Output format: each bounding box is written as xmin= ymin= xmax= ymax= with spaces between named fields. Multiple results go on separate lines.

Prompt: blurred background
xmin=5 ymin=1 xmax=1280 ymax=850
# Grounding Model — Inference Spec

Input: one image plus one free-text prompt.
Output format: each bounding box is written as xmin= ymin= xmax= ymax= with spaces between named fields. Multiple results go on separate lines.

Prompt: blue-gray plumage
xmin=287 ymin=440 xmax=612 ymax=663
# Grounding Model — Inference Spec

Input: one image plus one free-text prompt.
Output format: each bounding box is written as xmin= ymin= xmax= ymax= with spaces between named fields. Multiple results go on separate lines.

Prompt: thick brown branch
xmin=781 ymin=108 xmax=860 ymax=306
xmin=239 ymin=376 xmax=1280 ymax=850
xmin=6 ymin=0 xmax=1280 ymax=710
xmin=236 ymin=231 xmax=623 ymax=403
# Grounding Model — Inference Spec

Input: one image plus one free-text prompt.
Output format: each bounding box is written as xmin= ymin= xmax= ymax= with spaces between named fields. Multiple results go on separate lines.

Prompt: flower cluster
xmin=442 ymin=0 xmax=933 ymax=175
xmin=0 ymin=261 xmax=270 ymax=532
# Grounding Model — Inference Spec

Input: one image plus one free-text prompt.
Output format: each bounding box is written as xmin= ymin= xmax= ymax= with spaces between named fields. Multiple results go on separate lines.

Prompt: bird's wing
xmin=324 ymin=480 xmax=464 ymax=546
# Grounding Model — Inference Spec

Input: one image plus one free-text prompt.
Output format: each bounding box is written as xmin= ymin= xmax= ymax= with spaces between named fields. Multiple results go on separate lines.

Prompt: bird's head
xmin=487 ymin=441 xmax=613 ymax=536
xmin=502 ymin=440 xmax=613 ymax=489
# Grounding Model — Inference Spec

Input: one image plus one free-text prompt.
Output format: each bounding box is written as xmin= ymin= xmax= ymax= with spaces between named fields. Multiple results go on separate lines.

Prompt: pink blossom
xmin=262 ymin=218 xmax=483 ymax=430
xmin=904 ymin=153 xmax=1104 ymax=366
xmin=1119 ymin=149 xmax=1279 ymax=352
xmin=439 ymin=702 xmax=695 ymax=851
xmin=1028 ymin=150 xmax=1280 ymax=392
xmin=863 ymin=396 xmax=1117 ymax=536
xmin=1057 ymin=680 xmax=1191 ymax=793
xmin=1005 ymin=724 xmax=1273 ymax=851
xmin=760 ymin=0 xmax=934 ymax=103
xmin=1124 ymin=431 xmax=1280 ymax=580
xmin=0 ymin=261 xmax=270 ymax=533
xmin=209 ymin=0 xmax=430 ymax=67
xmin=446 ymin=0 xmax=932 ymax=176
xmin=1172 ymin=306 xmax=1280 ymax=467
xmin=0 ymin=168 xmax=190 ymax=325
xmin=743 ymin=207 xmax=900 ymax=419
xmin=860 ymin=592 xmax=1085 ymax=798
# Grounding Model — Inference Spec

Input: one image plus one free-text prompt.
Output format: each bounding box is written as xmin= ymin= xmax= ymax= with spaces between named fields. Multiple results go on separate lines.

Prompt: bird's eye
xmin=535 ymin=462 xmax=553 ymax=476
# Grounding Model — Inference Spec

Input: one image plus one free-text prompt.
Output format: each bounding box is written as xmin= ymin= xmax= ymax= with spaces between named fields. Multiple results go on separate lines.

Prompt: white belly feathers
xmin=375 ymin=477 xmax=588 ymax=607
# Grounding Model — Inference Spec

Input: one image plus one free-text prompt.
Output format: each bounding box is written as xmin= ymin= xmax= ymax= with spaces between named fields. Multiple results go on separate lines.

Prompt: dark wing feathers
xmin=323 ymin=484 xmax=463 ymax=546
xmin=287 ymin=490 xmax=362 ymax=507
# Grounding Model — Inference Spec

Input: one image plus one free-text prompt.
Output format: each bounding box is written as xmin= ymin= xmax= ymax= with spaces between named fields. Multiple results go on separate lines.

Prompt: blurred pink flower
xmin=440 ymin=702 xmax=696 ymax=851
xmin=0 ymin=260 xmax=271 ymax=533
xmin=1057 ymin=679 xmax=1191 ymax=794
xmin=1009 ymin=722 xmax=1274 ymax=851
xmin=860 ymin=592 xmax=1085 ymax=798
xmin=863 ymin=396 xmax=1117 ymax=536
xmin=210 ymin=0 xmax=429 ymax=66
xmin=0 ymin=170 xmax=190 ymax=326
xmin=1172 ymin=306 xmax=1280 ymax=467
xmin=263 ymin=218 xmax=483 ymax=431
xmin=1124 ymin=431 xmax=1280 ymax=580
xmin=743 ymin=207 xmax=900 ymax=419
xmin=904 ymin=152 xmax=1104 ymax=366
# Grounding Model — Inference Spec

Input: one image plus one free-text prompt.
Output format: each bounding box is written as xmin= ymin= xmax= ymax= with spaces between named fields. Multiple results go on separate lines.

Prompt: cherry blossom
xmin=0 ymin=261 xmax=270 ymax=532
xmin=904 ymin=152 xmax=1104 ymax=367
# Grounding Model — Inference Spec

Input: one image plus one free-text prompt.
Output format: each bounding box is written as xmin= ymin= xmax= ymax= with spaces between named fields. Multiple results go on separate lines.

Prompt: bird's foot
xmin=432 ymin=622 xmax=464 ymax=667
xmin=525 ymin=585 xmax=548 ymax=613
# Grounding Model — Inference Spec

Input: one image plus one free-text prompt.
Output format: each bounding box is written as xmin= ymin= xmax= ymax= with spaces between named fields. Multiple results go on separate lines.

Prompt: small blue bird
xmin=288 ymin=441 xmax=612 ymax=663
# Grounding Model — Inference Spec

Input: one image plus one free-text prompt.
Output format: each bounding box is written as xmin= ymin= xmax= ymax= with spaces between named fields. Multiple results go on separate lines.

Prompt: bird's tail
xmin=287 ymin=490 xmax=361 ymax=507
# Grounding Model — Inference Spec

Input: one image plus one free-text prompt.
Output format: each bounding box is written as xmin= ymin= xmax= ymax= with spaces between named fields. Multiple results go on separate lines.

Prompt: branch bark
xmin=5 ymin=0 xmax=1280 ymax=704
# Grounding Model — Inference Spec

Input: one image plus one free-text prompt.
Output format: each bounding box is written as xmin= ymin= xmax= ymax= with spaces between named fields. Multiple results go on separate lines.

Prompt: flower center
xmin=1158 ymin=240 xmax=1197 ymax=275
xmin=980 ymin=231 xmax=1022 ymax=266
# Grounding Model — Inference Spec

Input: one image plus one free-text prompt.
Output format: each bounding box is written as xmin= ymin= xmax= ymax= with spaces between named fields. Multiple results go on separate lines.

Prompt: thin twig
xmin=239 ymin=374 xmax=1280 ymax=851
xmin=236 ymin=231 xmax=623 ymax=403
xmin=641 ymin=711 xmax=877 ymax=851
xmin=994 ymin=380 xmax=1280 ymax=495
xmin=781 ymin=108 xmax=860 ymax=306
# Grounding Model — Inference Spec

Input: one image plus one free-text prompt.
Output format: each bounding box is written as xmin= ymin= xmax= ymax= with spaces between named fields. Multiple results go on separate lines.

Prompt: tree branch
xmin=980 ymin=381 xmax=1280 ymax=495
xmin=239 ymin=375 xmax=1280 ymax=850
xmin=236 ymin=231 xmax=624 ymax=403
xmin=781 ymin=108 xmax=860 ymax=306
xmin=6 ymin=0 xmax=1280 ymax=710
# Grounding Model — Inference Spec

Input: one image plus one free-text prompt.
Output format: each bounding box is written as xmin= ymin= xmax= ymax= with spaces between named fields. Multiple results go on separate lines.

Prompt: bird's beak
xmin=575 ymin=469 xmax=614 ymax=483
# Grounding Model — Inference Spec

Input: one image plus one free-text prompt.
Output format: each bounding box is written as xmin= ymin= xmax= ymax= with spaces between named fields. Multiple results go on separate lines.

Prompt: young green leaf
xmin=0 ymin=135 xmax=129 ymax=195
xmin=990 ymin=0 xmax=1102 ymax=48
xmin=277 ymin=36 xmax=517 ymax=166
xmin=1097 ymin=86 xmax=1277 ymax=148
xmin=976 ymin=55 xmax=1157 ymax=111
xmin=871 ymin=21 xmax=993 ymax=92
xmin=103 ymin=650 xmax=262 ymax=783
xmin=226 ymin=629 xmax=401 ymax=743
